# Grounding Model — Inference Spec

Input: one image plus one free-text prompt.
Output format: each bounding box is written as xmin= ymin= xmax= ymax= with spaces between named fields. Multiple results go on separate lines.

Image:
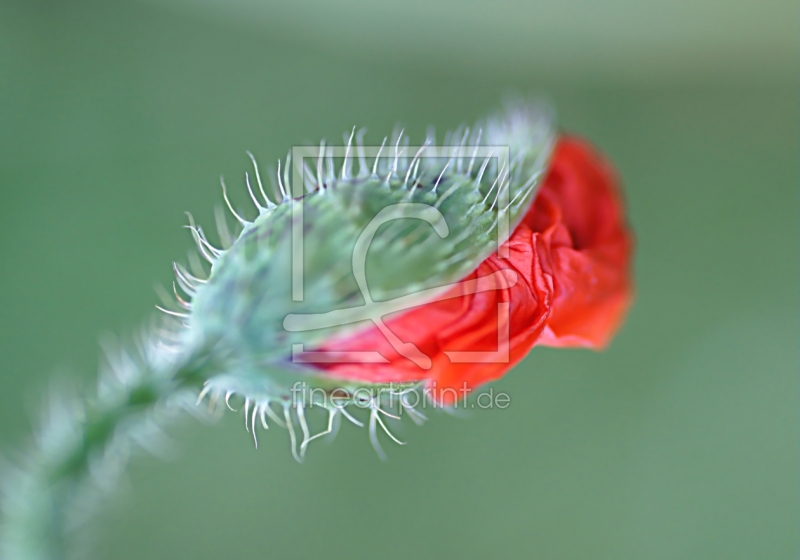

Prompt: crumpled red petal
xmin=312 ymin=136 xmax=633 ymax=402
xmin=529 ymin=137 xmax=634 ymax=349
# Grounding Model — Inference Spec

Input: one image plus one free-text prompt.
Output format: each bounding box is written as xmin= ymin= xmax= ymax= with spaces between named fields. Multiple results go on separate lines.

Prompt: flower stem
xmin=1 ymin=336 xmax=214 ymax=560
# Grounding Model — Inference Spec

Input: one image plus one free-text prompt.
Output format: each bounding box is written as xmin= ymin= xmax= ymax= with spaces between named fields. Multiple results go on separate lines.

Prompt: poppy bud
xmin=179 ymin=102 xmax=631 ymax=457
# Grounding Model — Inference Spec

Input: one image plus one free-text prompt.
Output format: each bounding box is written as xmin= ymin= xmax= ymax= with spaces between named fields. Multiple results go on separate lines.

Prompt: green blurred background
xmin=0 ymin=0 xmax=796 ymax=558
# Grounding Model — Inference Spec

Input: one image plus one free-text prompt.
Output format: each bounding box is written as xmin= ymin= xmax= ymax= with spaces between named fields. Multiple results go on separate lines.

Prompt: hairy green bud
xmin=185 ymin=102 xmax=555 ymax=403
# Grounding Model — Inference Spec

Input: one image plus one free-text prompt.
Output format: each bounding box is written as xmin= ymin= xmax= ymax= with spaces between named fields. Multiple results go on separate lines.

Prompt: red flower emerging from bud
xmin=314 ymin=136 xmax=633 ymax=402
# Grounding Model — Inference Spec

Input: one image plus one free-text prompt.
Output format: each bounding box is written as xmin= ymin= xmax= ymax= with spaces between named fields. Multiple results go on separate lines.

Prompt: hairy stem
xmin=1 ymin=335 xmax=214 ymax=560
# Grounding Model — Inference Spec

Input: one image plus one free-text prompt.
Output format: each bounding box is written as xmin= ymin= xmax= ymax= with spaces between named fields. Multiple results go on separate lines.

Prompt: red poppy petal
xmin=530 ymin=137 xmax=634 ymax=349
xmin=311 ymin=135 xmax=633 ymax=403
